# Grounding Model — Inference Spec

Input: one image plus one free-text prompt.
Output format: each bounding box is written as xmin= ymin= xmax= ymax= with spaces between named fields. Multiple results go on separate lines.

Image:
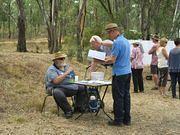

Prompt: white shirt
xmin=156 ymin=47 xmax=168 ymax=68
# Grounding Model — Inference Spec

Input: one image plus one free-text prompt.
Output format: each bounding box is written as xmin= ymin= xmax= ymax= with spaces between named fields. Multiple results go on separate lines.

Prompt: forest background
xmin=0 ymin=1 xmax=180 ymax=134
xmin=0 ymin=0 xmax=179 ymax=62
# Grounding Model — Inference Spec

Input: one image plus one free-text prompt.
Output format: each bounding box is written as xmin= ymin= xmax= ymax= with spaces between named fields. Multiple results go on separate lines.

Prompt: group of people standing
xmin=45 ymin=22 xmax=179 ymax=127
xmin=148 ymin=36 xmax=180 ymax=98
xmin=131 ymin=34 xmax=180 ymax=98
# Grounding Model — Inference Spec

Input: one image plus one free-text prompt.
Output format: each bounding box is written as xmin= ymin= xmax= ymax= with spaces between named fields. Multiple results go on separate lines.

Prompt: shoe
xmin=108 ymin=120 xmax=123 ymax=127
xmin=151 ymin=87 xmax=158 ymax=90
xmin=172 ymin=96 xmax=178 ymax=99
xmin=64 ymin=111 xmax=73 ymax=119
xmin=123 ymin=121 xmax=131 ymax=126
xmin=139 ymin=91 xmax=144 ymax=93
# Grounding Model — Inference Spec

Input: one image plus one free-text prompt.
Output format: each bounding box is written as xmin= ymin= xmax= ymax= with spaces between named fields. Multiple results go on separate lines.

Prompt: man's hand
xmin=66 ymin=66 xmax=73 ymax=74
xmin=104 ymin=56 xmax=116 ymax=64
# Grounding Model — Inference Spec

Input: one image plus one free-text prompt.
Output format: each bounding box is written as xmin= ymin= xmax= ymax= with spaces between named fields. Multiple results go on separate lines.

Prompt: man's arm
xmin=104 ymin=55 xmax=116 ymax=64
xmin=92 ymin=37 xmax=113 ymax=47
xmin=101 ymin=40 xmax=113 ymax=47
xmin=52 ymin=67 xmax=73 ymax=84
xmin=148 ymin=46 xmax=157 ymax=54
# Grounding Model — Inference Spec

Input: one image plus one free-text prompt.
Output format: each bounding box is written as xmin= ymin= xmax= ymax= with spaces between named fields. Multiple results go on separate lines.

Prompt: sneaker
xmin=108 ymin=120 xmax=123 ymax=127
xmin=64 ymin=111 xmax=73 ymax=119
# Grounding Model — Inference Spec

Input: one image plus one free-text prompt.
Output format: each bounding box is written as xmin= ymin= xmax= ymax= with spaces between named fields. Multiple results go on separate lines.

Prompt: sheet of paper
xmin=88 ymin=49 xmax=106 ymax=61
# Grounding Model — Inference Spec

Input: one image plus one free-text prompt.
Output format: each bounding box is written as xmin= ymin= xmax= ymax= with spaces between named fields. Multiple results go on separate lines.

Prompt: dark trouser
xmin=53 ymin=85 xmax=84 ymax=113
xmin=158 ymin=67 xmax=168 ymax=87
xmin=112 ymin=73 xmax=131 ymax=123
xmin=132 ymin=68 xmax=144 ymax=92
xmin=169 ymin=72 xmax=180 ymax=98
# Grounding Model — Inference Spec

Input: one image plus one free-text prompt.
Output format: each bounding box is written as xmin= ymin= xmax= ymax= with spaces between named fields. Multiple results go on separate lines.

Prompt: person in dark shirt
xmin=168 ymin=38 xmax=180 ymax=98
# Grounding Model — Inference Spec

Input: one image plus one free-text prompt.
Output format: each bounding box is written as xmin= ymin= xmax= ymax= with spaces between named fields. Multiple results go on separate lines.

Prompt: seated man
xmin=45 ymin=52 xmax=85 ymax=118
xmin=89 ymin=35 xmax=113 ymax=72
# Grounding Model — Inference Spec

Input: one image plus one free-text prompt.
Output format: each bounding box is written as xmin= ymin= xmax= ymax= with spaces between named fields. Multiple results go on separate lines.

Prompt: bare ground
xmin=0 ymin=42 xmax=180 ymax=135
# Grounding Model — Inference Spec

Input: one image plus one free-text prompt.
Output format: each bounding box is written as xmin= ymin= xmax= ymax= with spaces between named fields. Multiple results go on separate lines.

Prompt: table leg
xmin=96 ymin=86 xmax=113 ymax=120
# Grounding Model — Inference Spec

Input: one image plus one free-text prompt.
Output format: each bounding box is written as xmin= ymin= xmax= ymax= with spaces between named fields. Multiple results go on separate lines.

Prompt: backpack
xmin=74 ymin=87 xmax=101 ymax=113
xmin=88 ymin=88 xmax=101 ymax=113
xmin=73 ymin=90 xmax=89 ymax=113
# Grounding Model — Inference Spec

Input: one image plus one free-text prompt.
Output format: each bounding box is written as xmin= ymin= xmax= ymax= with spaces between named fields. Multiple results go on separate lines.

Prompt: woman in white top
xmin=156 ymin=37 xmax=169 ymax=96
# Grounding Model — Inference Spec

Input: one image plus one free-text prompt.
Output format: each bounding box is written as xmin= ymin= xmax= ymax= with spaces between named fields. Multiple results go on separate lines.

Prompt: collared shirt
xmin=45 ymin=64 xmax=78 ymax=90
xmin=111 ymin=34 xmax=131 ymax=75
xmin=149 ymin=43 xmax=158 ymax=65
xmin=131 ymin=47 xmax=144 ymax=69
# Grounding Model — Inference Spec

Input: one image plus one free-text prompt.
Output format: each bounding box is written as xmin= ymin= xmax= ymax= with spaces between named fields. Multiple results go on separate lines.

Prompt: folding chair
xmin=41 ymin=89 xmax=60 ymax=116
xmin=41 ymin=88 xmax=75 ymax=116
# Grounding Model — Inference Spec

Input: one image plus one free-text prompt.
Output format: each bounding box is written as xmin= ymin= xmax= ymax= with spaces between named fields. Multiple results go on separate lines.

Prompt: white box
xmin=91 ymin=72 xmax=104 ymax=81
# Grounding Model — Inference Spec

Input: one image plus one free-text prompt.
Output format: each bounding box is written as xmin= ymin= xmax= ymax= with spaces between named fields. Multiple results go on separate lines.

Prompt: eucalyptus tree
xmin=16 ymin=0 xmax=27 ymax=52
xmin=76 ymin=0 xmax=87 ymax=62
xmin=36 ymin=0 xmax=59 ymax=53
xmin=170 ymin=0 xmax=180 ymax=38
xmin=0 ymin=0 xmax=17 ymax=39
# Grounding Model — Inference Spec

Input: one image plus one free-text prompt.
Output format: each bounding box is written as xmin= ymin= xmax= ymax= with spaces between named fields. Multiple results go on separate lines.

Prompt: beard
xmin=55 ymin=61 xmax=66 ymax=67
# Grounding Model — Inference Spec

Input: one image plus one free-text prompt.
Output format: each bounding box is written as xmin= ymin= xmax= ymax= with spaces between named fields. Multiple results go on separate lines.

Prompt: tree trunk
xmin=97 ymin=0 xmax=114 ymax=21
xmin=36 ymin=0 xmax=59 ymax=54
xmin=122 ymin=0 xmax=130 ymax=30
xmin=49 ymin=0 xmax=59 ymax=53
xmin=170 ymin=0 xmax=180 ymax=38
xmin=16 ymin=0 xmax=27 ymax=52
xmin=76 ymin=0 xmax=87 ymax=62
xmin=8 ymin=1 xmax=11 ymax=39
xmin=140 ymin=0 xmax=146 ymax=39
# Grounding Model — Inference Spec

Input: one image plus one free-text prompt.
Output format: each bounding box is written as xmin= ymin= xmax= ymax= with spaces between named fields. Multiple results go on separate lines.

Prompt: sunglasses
xmin=58 ymin=57 xmax=65 ymax=60
xmin=106 ymin=29 xmax=114 ymax=34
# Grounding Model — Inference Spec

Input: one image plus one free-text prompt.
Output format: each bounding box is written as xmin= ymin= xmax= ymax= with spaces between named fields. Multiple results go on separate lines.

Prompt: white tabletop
xmin=73 ymin=80 xmax=111 ymax=87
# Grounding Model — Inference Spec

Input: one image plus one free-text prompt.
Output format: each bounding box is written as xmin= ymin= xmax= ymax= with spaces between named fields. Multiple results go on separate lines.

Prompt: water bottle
xmin=69 ymin=71 xmax=75 ymax=83
xmin=89 ymin=95 xmax=98 ymax=112
xmin=69 ymin=71 xmax=75 ymax=79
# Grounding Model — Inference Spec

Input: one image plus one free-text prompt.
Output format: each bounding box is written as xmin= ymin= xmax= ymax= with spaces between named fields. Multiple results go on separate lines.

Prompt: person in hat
xmin=148 ymin=34 xmax=160 ymax=90
xmin=103 ymin=23 xmax=131 ymax=126
xmin=131 ymin=42 xmax=144 ymax=93
xmin=45 ymin=52 xmax=85 ymax=118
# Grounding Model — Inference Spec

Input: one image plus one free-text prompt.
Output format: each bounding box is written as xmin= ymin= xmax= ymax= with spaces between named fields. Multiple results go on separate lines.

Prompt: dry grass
xmin=0 ymin=40 xmax=180 ymax=135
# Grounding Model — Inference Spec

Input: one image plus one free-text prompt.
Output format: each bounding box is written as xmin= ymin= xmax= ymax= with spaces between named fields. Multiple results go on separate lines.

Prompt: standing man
xmin=103 ymin=23 xmax=131 ymax=126
xmin=148 ymin=34 xmax=159 ymax=90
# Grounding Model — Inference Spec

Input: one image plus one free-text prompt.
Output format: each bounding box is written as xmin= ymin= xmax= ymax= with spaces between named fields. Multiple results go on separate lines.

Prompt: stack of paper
xmin=88 ymin=49 xmax=106 ymax=61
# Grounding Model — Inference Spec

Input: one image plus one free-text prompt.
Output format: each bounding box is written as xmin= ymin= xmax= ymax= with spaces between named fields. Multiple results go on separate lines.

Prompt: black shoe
xmin=64 ymin=111 xmax=73 ymax=119
xmin=123 ymin=121 xmax=131 ymax=126
xmin=108 ymin=120 xmax=123 ymax=127
xmin=139 ymin=91 xmax=144 ymax=93
xmin=172 ymin=96 xmax=178 ymax=99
